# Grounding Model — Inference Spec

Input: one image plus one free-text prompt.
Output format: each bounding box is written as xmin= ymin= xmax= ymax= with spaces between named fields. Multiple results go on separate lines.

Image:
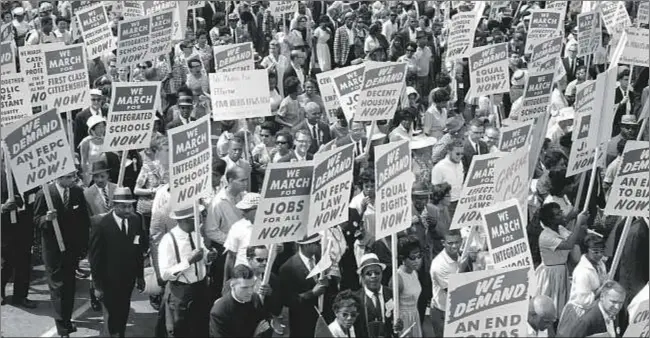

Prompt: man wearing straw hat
xmin=88 ymin=187 xmax=145 ymax=337
xmin=33 ymin=170 xmax=90 ymax=337
xmin=158 ymin=205 xmax=215 ymax=337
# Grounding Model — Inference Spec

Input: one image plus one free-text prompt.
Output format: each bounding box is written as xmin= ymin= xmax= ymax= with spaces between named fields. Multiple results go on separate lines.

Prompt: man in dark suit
xmin=283 ymin=50 xmax=306 ymax=92
xmin=89 ymin=187 xmax=145 ymax=337
xmin=397 ymin=15 xmax=419 ymax=45
xmin=292 ymin=102 xmax=332 ymax=155
xmin=335 ymin=120 xmax=368 ymax=157
xmin=279 ymin=233 xmax=330 ymax=337
xmin=33 ymin=171 xmax=91 ymax=337
xmin=166 ymin=96 xmax=196 ymax=131
xmin=562 ymin=42 xmax=584 ymax=83
xmin=462 ymin=118 xmax=489 ymax=174
xmin=353 ymin=253 xmax=403 ymax=338
xmin=292 ymin=129 xmax=315 ymax=161
xmin=73 ymin=89 xmax=108 ymax=151
xmin=559 ymin=280 xmax=626 ymax=337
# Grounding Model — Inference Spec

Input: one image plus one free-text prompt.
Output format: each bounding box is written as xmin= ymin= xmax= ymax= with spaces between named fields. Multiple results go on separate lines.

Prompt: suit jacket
xmin=88 ymin=212 xmax=145 ymax=295
xmin=279 ymin=254 xmax=321 ymax=337
xmin=166 ymin=116 xmax=197 ymax=131
xmin=33 ymin=183 xmax=90 ymax=259
xmin=73 ymin=107 xmax=108 ymax=151
xmin=462 ymin=138 xmax=489 ymax=174
xmin=333 ymin=25 xmax=351 ymax=65
xmin=292 ymin=120 xmax=333 ymax=154
xmin=560 ymin=303 xmax=620 ymax=337
xmin=83 ymin=182 xmax=117 ymax=217
xmin=562 ymin=56 xmax=584 ymax=83
xmin=353 ymin=287 xmax=397 ymax=338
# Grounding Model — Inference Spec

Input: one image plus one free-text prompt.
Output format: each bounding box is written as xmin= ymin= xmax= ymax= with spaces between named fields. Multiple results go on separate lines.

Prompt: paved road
xmin=1 ymin=262 xmax=157 ymax=337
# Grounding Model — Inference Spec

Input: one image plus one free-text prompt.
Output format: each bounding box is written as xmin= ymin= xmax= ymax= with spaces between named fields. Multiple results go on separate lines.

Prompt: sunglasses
xmin=254 ymin=257 xmax=268 ymax=263
xmin=364 ymin=270 xmax=381 ymax=277
xmin=339 ymin=312 xmax=359 ymax=319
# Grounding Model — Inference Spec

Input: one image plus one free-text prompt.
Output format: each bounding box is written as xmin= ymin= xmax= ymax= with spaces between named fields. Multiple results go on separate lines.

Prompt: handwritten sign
xmin=493 ymin=146 xmax=529 ymax=218
xmin=1 ymin=73 xmax=31 ymax=127
xmin=374 ymin=140 xmax=412 ymax=239
xmin=621 ymin=27 xmax=649 ymax=67
xmin=603 ymin=141 xmax=649 ymax=217
xmin=209 ymin=69 xmax=271 ymax=121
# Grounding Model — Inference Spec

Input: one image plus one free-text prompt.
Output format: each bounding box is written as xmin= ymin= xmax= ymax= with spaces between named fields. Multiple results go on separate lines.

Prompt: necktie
xmin=102 ymin=187 xmax=110 ymax=210
xmin=312 ymin=125 xmax=319 ymax=146
xmin=121 ymin=218 xmax=127 ymax=236
xmin=356 ymin=141 xmax=362 ymax=156
xmin=188 ymin=232 xmax=200 ymax=279
xmin=372 ymin=292 xmax=381 ymax=318
xmin=62 ymin=188 xmax=69 ymax=209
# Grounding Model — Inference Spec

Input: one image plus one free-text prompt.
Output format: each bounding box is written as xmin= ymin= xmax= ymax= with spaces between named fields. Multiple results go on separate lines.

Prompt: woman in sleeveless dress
xmin=393 ymin=236 xmax=423 ymax=337
xmin=313 ymin=16 xmax=332 ymax=71
xmin=79 ymin=115 xmax=108 ymax=186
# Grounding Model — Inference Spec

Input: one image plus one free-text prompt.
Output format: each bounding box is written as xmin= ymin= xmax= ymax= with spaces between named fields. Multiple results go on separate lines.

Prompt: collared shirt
xmin=224 ymin=218 xmax=253 ymax=267
xmin=430 ymin=249 xmax=459 ymax=311
xmin=55 ymin=182 xmax=69 ymax=206
xmin=468 ymin=137 xmax=480 ymax=154
xmin=599 ymin=302 xmax=616 ymax=337
xmin=293 ymin=151 xmax=308 ymax=162
xmin=569 ymin=255 xmax=607 ymax=307
xmin=205 ymin=188 xmax=243 ymax=245
xmin=299 ymin=250 xmax=315 ymax=273
xmin=158 ymin=226 xmax=208 ymax=283
xmin=431 ymin=157 xmax=464 ymax=202
xmin=381 ymin=20 xmax=398 ymax=40
xmin=306 ymin=120 xmax=321 ymax=144
xmin=292 ymin=62 xmax=305 ymax=85
xmin=413 ymin=46 xmax=432 ymax=77
xmin=364 ymin=286 xmax=385 ymax=318
xmin=346 ymin=26 xmax=355 ymax=46
xmin=90 ymin=106 xmax=102 ymax=116
xmin=408 ymin=28 xmax=417 ymax=43
xmin=527 ymin=323 xmax=548 ymax=337
xmin=112 ymin=211 xmax=128 ymax=234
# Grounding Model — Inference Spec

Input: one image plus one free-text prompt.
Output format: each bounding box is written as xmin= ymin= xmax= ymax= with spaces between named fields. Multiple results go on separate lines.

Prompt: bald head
xmin=484 ymin=126 xmax=500 ymax=147
xmin=528 ymin=295 xmax=557 ymax=331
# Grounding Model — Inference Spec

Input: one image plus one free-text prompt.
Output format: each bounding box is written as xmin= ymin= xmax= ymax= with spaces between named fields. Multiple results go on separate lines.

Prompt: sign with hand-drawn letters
xmin=209 ymin=69 xmax=271 ymax=121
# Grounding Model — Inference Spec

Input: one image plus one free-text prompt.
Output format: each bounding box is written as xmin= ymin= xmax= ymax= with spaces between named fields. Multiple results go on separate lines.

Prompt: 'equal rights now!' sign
xmin=469 ymin=43 xmax=510 ymax=97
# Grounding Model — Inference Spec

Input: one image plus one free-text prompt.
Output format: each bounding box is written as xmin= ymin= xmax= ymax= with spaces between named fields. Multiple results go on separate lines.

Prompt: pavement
xmin=1 ymin=261 xmax=157 ymax=338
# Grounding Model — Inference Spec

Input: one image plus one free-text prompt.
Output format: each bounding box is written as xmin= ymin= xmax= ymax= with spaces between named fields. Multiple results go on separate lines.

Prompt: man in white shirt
xmin=429 ymin=229 xmax=462 ymax=338
xmin=223 ymin=193 xmax=260 ymax=282
xmin=431 ymin=139 xmax=465 ymax=217
xmin=221 ymin=137 xmax=252 ymax=188
xmin=158 ymin=206 xmax=216 ymax=337
xmin=527 ymin=295 xmax=556 ymax=337
xmin=381 ymin=11 xmax=399 ymax=41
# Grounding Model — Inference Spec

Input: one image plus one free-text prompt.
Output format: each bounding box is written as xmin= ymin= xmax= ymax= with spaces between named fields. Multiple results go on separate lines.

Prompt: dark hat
xmin=412 ymin=181 xmax=430 ymax=196
xmin=297 ymin=233 xmax=321 ymax=245
xmin=90 ymin=161 xmax=111 ymax=175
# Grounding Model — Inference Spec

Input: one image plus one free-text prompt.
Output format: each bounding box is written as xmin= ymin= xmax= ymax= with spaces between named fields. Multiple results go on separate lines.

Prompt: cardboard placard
xmin=603 ymin=141 xmax=650 ymax=217
xmin=42 ymin=43 xmax=90 ymax=113
xmin=451 ymin=154 xmax=499 ymax=231
xmin=481 ymin=199 xmax=533 ymax=269
xmin=209 ymin=69 xmax=272 ymax=121
xmin=374 ymin=140 xmax=412 ymax=239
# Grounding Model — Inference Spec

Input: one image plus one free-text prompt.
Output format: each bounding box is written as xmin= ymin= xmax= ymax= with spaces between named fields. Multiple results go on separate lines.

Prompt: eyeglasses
xmin=338 ymin=312 xmax=359 ymax=319
xmin=254 ymin=257 xmax=268 ymax=263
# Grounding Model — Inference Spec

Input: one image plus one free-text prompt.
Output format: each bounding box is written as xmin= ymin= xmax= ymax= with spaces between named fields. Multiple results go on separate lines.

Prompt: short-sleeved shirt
xmin=224 ymin=218 xmax=253 ymax=267
xmin=604 ymin=156 xmax=622 ymax=184
xmin=431 ymin=157 xmax=464 ymax=202
xmin=277 ymin=96 xmax=303 ymax=128
xmin=538 ymin=226 xmax=571 ymax=266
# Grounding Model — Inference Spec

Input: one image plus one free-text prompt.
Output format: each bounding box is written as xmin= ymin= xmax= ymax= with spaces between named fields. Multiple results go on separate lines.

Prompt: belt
xmin=169 ymin=279 xmax=205 ymax=287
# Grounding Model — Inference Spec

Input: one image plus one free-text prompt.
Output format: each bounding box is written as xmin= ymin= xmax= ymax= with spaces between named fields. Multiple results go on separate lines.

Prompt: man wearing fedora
xmin=158 ymin=206 xmax=216 ymax=337
xmin=83 ymin=161 xmax=117 ymax=217
xmin=353 ymin=253 xmax=403 ymax=338
xmin=89 ymin=187 xmax=145 ymax=337
xmin=33 ymin=171 xmax=91 ymax=337
xmin=166 ymin=95 xmax=197 ymax=130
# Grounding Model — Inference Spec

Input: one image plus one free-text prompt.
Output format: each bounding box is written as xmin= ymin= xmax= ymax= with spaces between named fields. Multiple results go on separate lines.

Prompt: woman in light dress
xmin=393 ymin=235 xmax=422 ymax=337
xmin=79 ymin=115 xmax=108 ymax=186
xmin=313 ymin=16 xmax=332 ymax=71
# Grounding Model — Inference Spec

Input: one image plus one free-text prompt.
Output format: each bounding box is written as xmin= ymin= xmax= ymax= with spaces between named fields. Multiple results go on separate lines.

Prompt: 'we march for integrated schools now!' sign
xmin=251 ymin=162 xmax=312 ymax=246
xmin=75 ymin=3 xmax=115 ymax=60
xmin=3 ymin=109 xmax=76 ymax=195
xmin=481 ymin=199 xmax=533 ymax=269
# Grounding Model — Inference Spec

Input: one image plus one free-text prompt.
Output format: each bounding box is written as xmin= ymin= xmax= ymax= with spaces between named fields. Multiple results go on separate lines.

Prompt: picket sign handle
xmin=42 ymin=185 xmax=66 ymax=252
xmin=608 ymin=216 xmax=633 ymax=279
xmin=193 ymin=199 xmax=203 ymax=252
xmin=364 ymin=120 xmax=377 ymax=156
xmin=574 ymin=172 xmax=586 ymax=211
xmin=391 ymin=233 xmax=399 ymax=324
xmin=581 ymin=146 xmax=599 ymax=213
xmin=117 ymin=151 xmax=128 ymax=188
xmin=66 ymin=111 xmax=74 ymax=157
xmin=460 ymin=225 xmax=478 ymax=263
xmin=262 ymin=244 xmax=277 ymax=285
xmin=638 ymin=118 xmax=648 ymax=141
xmin=3 ymin=151 xmax=17 ymax=223
xmin=192 ymin=8 xmax=197 ymax=33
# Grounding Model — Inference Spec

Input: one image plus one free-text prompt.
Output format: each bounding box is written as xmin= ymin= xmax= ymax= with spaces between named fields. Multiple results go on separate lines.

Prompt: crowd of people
xmin=1 ymin=1 xmax=649 ymax=338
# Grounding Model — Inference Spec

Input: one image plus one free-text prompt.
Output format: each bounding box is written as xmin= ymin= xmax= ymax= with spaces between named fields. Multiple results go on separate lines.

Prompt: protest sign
xmin=444 ymin=267 xmax=531 ymax=337
xmin=639 ymin=1 xmax=650 ymax=26
xmin=212 ymin=42 xmax=254 ymax=72
xmin=19 ymin=43 xmax=64 ymax=109
xmin=493 ymin=146 xmax=529 ymax=218
xmin=1 ymin=73 xmax=31 ymax=127
xmin=315 ymin=71 xmax=342 ymax=123
xmin=1 ymin=22 xmax=13 ymax=43
xmin=446 ymin=3 xmax=485 ymax=62
xmin=142 ymin=1 xmax=183 ymax=41
xmin=567 ymin=81 xmax=600 ymax=176
xmin=269 ymin=1 xmax=299 ymax=17
xmin=603 ymin=141 xmax=650 ymax=217
xmin=624 ymin=285 xmax=649 ymax=337
xmin=593 ymin=67 xmax=618 ymax=146
xmin=0 ymin=41 xmax=15 ymax=75
xmin=498 ymin=119 xmax=533 ymax=152
xmin=308 ymin=144 xmax=354 ymax=235
xmin=103 ymin=82 xmax=160 ymax=152
xmin=188 ymin=1 xmax=205 ymax=10
xmin=621 ymin=27 xmax=649 ymax=67
xmin=209 ymin=69 xmax=271 ymax=121
xmin=121 ymin=1 xmax=144 ymax=17
xmin=528 ymin=111 xmax=551 ymax=179
xmin=3 ymin=109 xmax=76 ymax=194
xmin=374 ymin=140 xmax=412 ymax=239
xmin=117 ymin=17 xmax=150 ymax=67
xmin=451 ymin=154 xmax=499 ymax=231
xmin=529 ymin=36 xmax=563 ymax=74
xmin=42 ymin=43 xmax=90 ymax=113
xmin=75 ymin=3 xmax=115 ymax=60
xmin=518 ymin=71 xmax=554 ymax=121
xmin=577 ymin=12 xmax=602 ymax=57
xmin=481 ymin=200 xmax=533 ymax=268
xmin=601 ymin=1 xmax=632 ymax=35
xmin=168 ymin=115 xmax=212 ymax=212
xmin=469 ymin=43 xmax=509 ymax=97
xmin=525 ymin=10 xmax=562 ymax=53
xmin=331 ymin=64 xmax=365 ymax=122
xmin=148 ymin=9 xmax=176 ymax=60
xmin=355 ymin=61 xmax=407 ymax=122
xmin=251 ymin=162 xmax=312 ymax=246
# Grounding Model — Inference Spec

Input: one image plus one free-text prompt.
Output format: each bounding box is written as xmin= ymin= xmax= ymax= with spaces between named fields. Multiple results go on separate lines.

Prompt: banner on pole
xmin=451 ymin=154 xmax=499 ymax=231
xmin=603 ymin=141 xmax=649 ymax=217
xmin=3 ymin=109 xmax=76 ymax=194
xmin=269 ymin=1 xmax=299 ymax=17
xmin=168 ymin=115 xmax=212 ymax=212
xmin=621 ymin=27 xmax=649 ymax=67
xmin=117 ymin=17 xmax=150 ymax=67
xmin=251 ymin=162 xmax=312 ymax=246
xmin=42 ymin=43 xmax=90 ymax=113
xmin=75 ymin=3 xmax=116 ymax=60
xmin=307 ymin=144 xmax=354 ymax=235
xmin=481 ymin=199 xmax=533 ymax=269
xmin=213 ymin=42 xmax=254 ymax=72
xmin=444 ymin=267 xmax=532 ymax=337
xmin=331 ymin=64 xmax=365 ymax=123
xmin=209 ymin=69 xmax=271 ymax=121
xmin=374 ymin=140 xmax=412 ymax=239
xmin=1 ymin=73 xmax=32 ymax=127
xmin=315 ymin=71 xmax=342 ymax=123
xmin=355 ymin=61 xmax=407 ymax=121
xmin=525 ymin=10 xmax=562 ymax=53
xmin=445 ymin=3 xmax=485 ymax=62
xmin=577 ymin=12 xmax=602 ymax=57
xmin=498 ymin=120 xmax=533 ymax=152
xmin=103 ymin=82 xmax=160 ymax=152
xmin=469 ymin=43 xmax=510 ymax=97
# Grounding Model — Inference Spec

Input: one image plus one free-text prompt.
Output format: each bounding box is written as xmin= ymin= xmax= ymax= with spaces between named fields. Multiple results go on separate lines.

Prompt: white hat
xmin=169 ymin=204 xmax=205 ymax=220
xmin=405 ymin=86 xmax=419 ymax=99
xmin=296 ymin=233 xmax=322 ymax=245
xmin=235 ymin=193 xmax=261 ymax=210
xmin=12 ymin=7 xmax=25 ymax=16
xmin=411 ymin=134 xmax=437 ymax=149
xmin=113 ymin=187 xmax=136 ymax=204
xmin=557 ymin=107 xmax=575 ymax=122
xmin=356 ymin=253 xmax=386 ymax=274
xmin=86 ymin=115 xmax=106 ymax=133
xmin=89 ymin=89 xmax=103 ymax=96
